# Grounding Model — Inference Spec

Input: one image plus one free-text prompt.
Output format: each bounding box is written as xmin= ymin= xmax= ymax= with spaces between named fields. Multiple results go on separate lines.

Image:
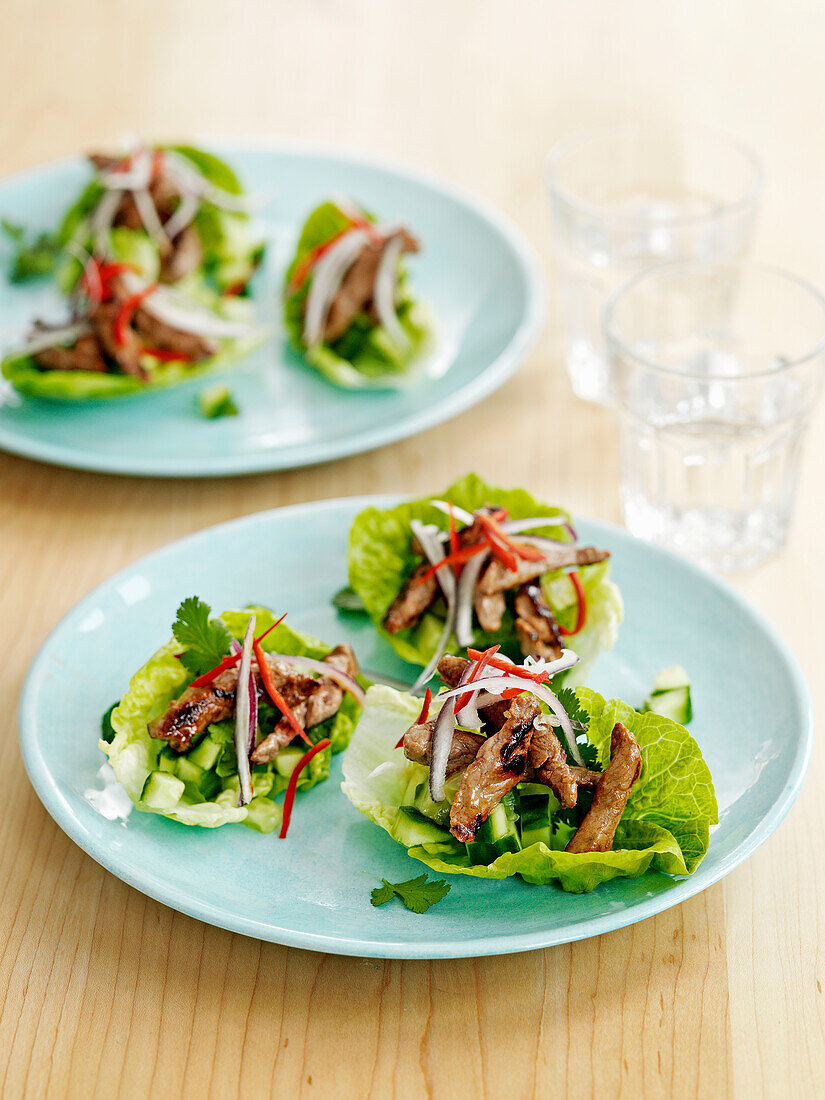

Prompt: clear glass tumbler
xmin=605 ymin=262 xmax=825 ymax=571
xmin=546 ymin=125 xmax=762 ymax=404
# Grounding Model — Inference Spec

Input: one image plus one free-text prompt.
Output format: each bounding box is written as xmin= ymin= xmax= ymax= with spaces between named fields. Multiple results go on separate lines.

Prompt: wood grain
xmin=1 ymin=0 xmax=823 ymax=1095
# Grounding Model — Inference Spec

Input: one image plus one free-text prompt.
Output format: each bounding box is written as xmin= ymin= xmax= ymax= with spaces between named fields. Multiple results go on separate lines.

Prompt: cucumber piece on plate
xmin=466 ymin=790 xmax=521 ymax=865
xmin=141 ymin=772 xmax=185 ymax=809
xmin=643 ymin=665 xmax=692 ymax=724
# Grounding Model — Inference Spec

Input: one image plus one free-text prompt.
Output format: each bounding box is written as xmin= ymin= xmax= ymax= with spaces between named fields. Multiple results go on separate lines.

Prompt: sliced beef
xmin=449 ymin=694 xmax=540 ymax=842
xmin=323 ymin=228 xmax=419 ymax=343
xmin=566 ymin=722 xmax=642 ymax=853
xmin=33 ymin=334 xmax=107 ymax=373
xmin=514 ymin=582 xmax=564 ymax=660
xmin=527 ymin=720 xmax=600 ymax=808
xmin=250 ymin=645 xmax=359 ymax=764
xmin=160 ymin=224 xmax=203 ymax=283
xmin=403 ymin=721 xmax=485 ymax=776
xmin=474 ymin=566 xmax=505 ymax=632
xmin=383 ymin=562 xmax=438 ymax=634
xmin=133 ymin=306 xmax=217 ymax=361
xmin=479 ymin=545 xmax=609 ymax=594
xmin=89 ymin=300 xmax=147 ymax=379
xmin=437 ymin=654 xmax=469 ymax=689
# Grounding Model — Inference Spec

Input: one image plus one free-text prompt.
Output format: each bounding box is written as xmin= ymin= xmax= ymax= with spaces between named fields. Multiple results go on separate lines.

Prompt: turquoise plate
xmin=18 ymin=498 xmax=812 ymax=957
xmin=0 ymin=143 xmax=543 ymax=477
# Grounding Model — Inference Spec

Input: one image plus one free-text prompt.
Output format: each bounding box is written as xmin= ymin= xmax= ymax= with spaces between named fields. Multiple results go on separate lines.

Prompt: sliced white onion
xmin=263 ymin=653 xmax=365 ymax=707
xmin=21 ymin=321 xmax=91 ymax=357
xmin=98 ymin=149 xmax=152 ymax=191
xmin=234 ymin=615 xmax=255 ymax=806
xmin=133 ymin=187 xmax=169 ymax=248
xmin=410 ymin=519 xmax=456 ymax=605
xmin=90 ymin=189 xmax=123 ymax=256
xmin=302 ymin=228 xmax=369 ymax=348
xmin=428 ymin=500 xmax=475 ymax=526
xmin=428 ymin=695 xmax=456 ymax=803
xmin=119 ymin=272 xmax=260 ymax=339
xmin=372 ymin=234 xmax=409 ymax=349
xmin=411 ymin=605 xmax=455 ymax=696
xmin=514 ymin=535 xmax=579 ymax=557
xmin=162 ymin=192 xmax=200 ymax=241
xmin=163 ymin=151 xmax=252 ymax=213
xmin=501 ymin=516 xmax=570 ymax=537
xmin=454 ymin=547 xmax=489 ymax=648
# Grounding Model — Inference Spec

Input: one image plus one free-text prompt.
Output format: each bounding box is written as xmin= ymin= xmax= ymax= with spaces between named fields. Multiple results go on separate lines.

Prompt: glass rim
xmin=603 ymin=260 xmax=825 ymax=381
xmin=546 ymin=123 xmax=763 ymax=227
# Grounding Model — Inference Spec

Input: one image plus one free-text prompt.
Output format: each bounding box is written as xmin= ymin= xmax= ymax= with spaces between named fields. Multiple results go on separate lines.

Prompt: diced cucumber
xmin=643 ymin=666 xmax=692 ymax=723
xmin=410 ymin=779 xmax=452 ymax=828
xmin=141 ymin=772 xmax=185 ymax=809
xmin=273 ymin=746 xmax=305 ymax=778
xmin=156 ymin=748 xmax=178 ymax=774
xmin=552 ymin=820 xmax=576 ymax=851
xmin=198 ymin=384 xmax=239 ymax=419
xmin=188 ymin=737 xmax=222 ymax=770
xmin=394 ymin=807 xmax=452 ymax=847
xmin=244 ymin=796 xmax=282 ymax=834
xmin=175 ymin=757 xmax=205 ymax=786
xmin=466 ymin=791 xmax=521 ymax=865
xmin=519 ymin=793 xmax=553 ymax=848
xmin=200 ymin=770 xmax=222 ymax=801
xmin=251 ymin=771 xmax=274 ymax=797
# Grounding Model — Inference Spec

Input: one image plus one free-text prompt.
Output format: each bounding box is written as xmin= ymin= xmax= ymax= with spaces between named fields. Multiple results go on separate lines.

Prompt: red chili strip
xmin=479 ymin=514 xmax=545 ymax=564
xmin=447 ymin=504 xmax=461 ymax=577
xmin=395 ymin=686 xmax=433 ymax=748
xmin=279 ymin=739 xmax=332 ymax=838
xmin=287 ymin=225 xmax=353 ymax=293
xmin=558 ymin=571 xmax=587 ymax=636
xmin=141 ymin=347 xmax=194 ymax=363
xmin=413 ymin=541 xmax=488 ymax=586
xmin=114 ymin=284 xmax=157 ymax=348
xmin=186 ymin=617 xmax=285 ymax=688
xmin=454 ymin=645 xmax=500 ymax=713
xmin=466 ymin=649 xmax=550 ymax=684
xmin=253 ymin=638 xmax=311 ymax=747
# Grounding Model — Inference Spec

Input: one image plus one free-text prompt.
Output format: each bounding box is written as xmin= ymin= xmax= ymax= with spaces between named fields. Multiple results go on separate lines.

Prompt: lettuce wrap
xmin=102 ymin=605 xmax=362 ymax=833
xmin=347 ymin=473 xmax=623 ymax=687
xmin=342 ymin=684 xmax=717 ymax=893
xmin=283 ymin=200 xmax=433 ymax=388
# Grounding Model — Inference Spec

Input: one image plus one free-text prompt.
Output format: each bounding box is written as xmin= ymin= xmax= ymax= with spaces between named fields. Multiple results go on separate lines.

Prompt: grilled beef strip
xmin=89 ymin=299 xmax=148 ymax=379
xmin=528 ymin=721 xmax=600 ymax=808
xmin=33 ymin=334 xmax=107 ymax=373
xmin=322 ymin=227 xmax=419 ymax=344
xmin=403 ymin=722 xmax=486 ymax=776
xmin=474 ymin=575 xmax=505 ymax=632
xmin=514 ymin=582 xmax=564 ymax=661
xmin=150 ymin=656 xmax=318 ymax=754
xmin=160 ymin=224 xmax=203 ymax=283
xmin=133 ymin=306 xmax=217 ymax=360
xmin=449 ymin=694 xmax=540 ymax=841
xmin=566 ymin=722 xmax=642 ymax=853
xmin=383 ymin=563 xmax=439 ymax=634
xmin=479 ymin=546 xmax=610 ymax=595
xmin=250 ymin=645 xmax=359 ymax=764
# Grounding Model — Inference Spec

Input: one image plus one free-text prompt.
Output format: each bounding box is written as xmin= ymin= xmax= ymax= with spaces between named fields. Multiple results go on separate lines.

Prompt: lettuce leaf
xmin=341 ymin=684 xmax=717 ymax=893
xmin=282 ymin=201 xmax=433 ymax=388
xmin=347 ymin=473 xmax=623 ymax=685
xmin=102 ymin=606 xmax=362 ymax=830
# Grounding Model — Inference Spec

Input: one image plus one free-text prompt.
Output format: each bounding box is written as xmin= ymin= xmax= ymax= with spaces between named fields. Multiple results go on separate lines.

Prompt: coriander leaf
xmin=556 ymin=686 xmax=590 ymax=727
xmin=1 ymin=218 xmax=24 ymax=241
xmin=10 ymin=232 xmax=61 ymax=282
xmin=333 ymin=586 xmax=366 ymax=613
xmin=172 ymin=596 xmax=233 ymax=676
xmin=370 ymin=874 xmax=451 ymax=913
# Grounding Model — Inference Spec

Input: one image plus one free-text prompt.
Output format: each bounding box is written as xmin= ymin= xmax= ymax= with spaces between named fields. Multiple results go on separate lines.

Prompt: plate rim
xmin=0 ymin=140 xmax=546 ymax=477
xmin=18 ymin=495 xmax=814 ymax=957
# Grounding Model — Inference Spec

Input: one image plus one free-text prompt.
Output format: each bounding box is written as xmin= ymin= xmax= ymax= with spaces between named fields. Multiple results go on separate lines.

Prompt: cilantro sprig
xmin=172 ymin=596 xmax=233 ymax=676
xmin=2 ymin=219 xmax=61 ymax=282
xmin=370 ymin=874 xmax=451 ymax=914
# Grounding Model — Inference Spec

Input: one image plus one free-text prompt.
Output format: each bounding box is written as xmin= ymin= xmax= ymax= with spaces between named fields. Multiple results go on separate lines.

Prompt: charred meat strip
xmin=383 ymin=562 xmax=439 ymax=634
xmin=33 ymin=334 xmax=107 ymax=373
xmin=133 ymin=307 xmax=217 ymax=360
xmin=474 ymin=577 xmax=505 ymax=633
xmin=160 ymin=224 xmax=203 ymax=283
xmin=566 ymin=722 xmax=642 ymax=853
xmin=323 ymin=228 xmax=419 ymax=344
xmin=527 ymin=721 xmax=599 ymax=808
xmin=403 ymin=721 xmax=485 ymax=776
xmin=479 ymin=546 xmax=610 ymax=595
xmin=449 ymin=695 xmax=540 ymax=842
xmin=250 ymin=645 xmax=359 ymax=764
xmin=89 ymin=300 xmax=148 ymax=379
xmin=514 ymin=582 xmax=564 ymax=661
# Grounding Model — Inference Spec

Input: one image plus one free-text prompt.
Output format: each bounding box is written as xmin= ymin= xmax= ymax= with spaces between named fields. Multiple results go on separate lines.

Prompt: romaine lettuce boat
xmin=342 ymin=649 xmax=717 ymax=893
xmin=347 ymin=474 xmax=623 ymax=691
xmin=283 ymin=198 xmax=433 ymax=388
xmin=102 ymin=600 xmax=365 ymax=835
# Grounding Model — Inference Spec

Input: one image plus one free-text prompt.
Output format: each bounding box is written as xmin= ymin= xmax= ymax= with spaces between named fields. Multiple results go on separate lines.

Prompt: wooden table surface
xmin=1 ymin=1 xmax=823 ymax=1095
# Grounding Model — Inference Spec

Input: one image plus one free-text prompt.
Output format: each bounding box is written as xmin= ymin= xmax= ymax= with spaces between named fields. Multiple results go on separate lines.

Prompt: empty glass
xmin=546 ymin=125 xmax=762 ymax=404
xmin=605 ymin=262 xmax=825 ymax=571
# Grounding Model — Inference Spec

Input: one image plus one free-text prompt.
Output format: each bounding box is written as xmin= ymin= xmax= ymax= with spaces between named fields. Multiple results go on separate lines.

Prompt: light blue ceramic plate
xmin=18 ymin=497 xmax=812 ymax=957
xmin=0 ymin=143 xmax=544 ymax=477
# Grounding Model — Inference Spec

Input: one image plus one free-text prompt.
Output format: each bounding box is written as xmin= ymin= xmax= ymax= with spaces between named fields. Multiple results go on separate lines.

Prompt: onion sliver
xmin=233 ymin=615 xmax=255 ymax=806
xmin=410 ymin=520 xmax=456 ymax=605
xmin=302 ymin=228 xmax=369 ymax=347
xmin=119 ymin=273 xmax=260 ymax=339
xmin=90 ymin=189 xmax=123 ymax=257
xmin=162 ymin=192 xmax=200 ymax=241
xmin=20 ymin=321 xmax=92 ymax=357
xmin=163 ymin=151 xmax=252 ymax=213
xmin=454 ymin=547 xmax=488 ymax=648
xmin=263 ymin=653 xmax=365 ymax=707
xmin=428 ymin=500 xmax=474 ymax=526
xmin=133 ymin=187 xmax=169 ymax=248
xmin=99 ymin=150 xmax=152 ymax=191
xmin=500 ymin=516 xmax=570 ymax=538
xmin=428 ymin=696 xmax=456 ymax=803
xmin=411 ymin=606 xmax=454 ymax=696
xmin=373 ymin=234 xmax=409 ymax=349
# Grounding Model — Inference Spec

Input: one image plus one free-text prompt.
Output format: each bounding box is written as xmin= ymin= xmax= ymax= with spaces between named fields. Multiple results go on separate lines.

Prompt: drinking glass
xmin=604 ymin=262 xmax=825 ymax=571
xmin=546 ymin=125 xmax=762 ymax=404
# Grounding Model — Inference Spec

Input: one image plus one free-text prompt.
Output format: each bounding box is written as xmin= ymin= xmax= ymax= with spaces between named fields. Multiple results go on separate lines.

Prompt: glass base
xmin=622 ymin=495 xmax=788 ymax=572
